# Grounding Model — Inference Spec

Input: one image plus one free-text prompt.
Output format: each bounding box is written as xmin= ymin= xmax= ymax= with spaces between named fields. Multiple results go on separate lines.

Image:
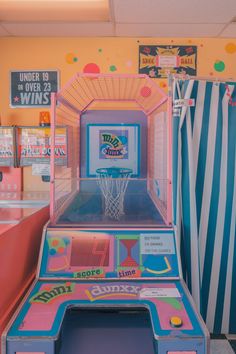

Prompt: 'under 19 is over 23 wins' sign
xmin=10 ymin=70 xmax=59 ymax=107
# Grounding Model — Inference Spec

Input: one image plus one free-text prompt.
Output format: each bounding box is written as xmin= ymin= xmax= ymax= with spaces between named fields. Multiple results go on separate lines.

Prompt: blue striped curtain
xmin=172 ymin=78 xmax=236 ymax=334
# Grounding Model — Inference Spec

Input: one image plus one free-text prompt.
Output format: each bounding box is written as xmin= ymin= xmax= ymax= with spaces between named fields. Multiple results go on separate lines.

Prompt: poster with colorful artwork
xmin=87 ymin=124 xmax=140 ymax=177
xmin=139 ymin=45 xmax=197 ymax=78
xmin=17 ymin=126 xmax=68 ymax=166
xmin=0 ymin=127 xmax=15 ymax=166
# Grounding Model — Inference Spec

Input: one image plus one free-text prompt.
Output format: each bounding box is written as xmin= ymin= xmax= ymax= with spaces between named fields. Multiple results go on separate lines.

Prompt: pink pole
xmin=167 ymin=90 xmax=173 ymax=225
xmin=50 ymin=93 xmax=56 ymax=223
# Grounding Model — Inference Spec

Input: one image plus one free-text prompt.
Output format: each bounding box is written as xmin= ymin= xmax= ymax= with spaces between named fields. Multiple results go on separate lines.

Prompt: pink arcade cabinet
xmin=3 ymin=73 xmax=209 ymax=354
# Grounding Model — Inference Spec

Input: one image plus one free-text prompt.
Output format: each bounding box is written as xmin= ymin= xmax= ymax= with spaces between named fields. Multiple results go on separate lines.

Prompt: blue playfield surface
xmin=57 ymin=180 xmax=166 ymax=227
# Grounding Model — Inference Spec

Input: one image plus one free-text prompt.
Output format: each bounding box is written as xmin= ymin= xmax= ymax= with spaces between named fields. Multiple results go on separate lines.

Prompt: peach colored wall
xmin=0 ymin=37 xmax=236 ymax=190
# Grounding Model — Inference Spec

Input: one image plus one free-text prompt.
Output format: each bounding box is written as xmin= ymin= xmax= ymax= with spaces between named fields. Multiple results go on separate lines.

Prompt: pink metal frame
xmin=167 ymin=89 xmax=173 ymax=224
xmin=50 ymin=92 xmax=56 ymax=224
xmin=50 ymin=73 xmax=172 ymax=225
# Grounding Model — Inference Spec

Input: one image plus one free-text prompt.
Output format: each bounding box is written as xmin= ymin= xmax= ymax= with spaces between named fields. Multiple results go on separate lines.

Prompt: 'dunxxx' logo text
xmin=85 ymin=284 xmax=141 ymax=301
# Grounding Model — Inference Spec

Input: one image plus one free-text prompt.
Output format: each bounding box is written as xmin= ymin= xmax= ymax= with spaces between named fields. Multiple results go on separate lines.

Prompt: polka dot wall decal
xmin=214 ymin=60 xmax=225 ymax=72
xmin=98 ymin=48 xmax=103 ymax=53
xmin=140 ymin=86 xmax=152 ymax=97
xmin=109 ymin=65 xmax=117 ymax=72
xmin=83 ymin=63 xmax=100 ymax=74
xmin=65 ymin=53 xmax=78 ymax=64
xmin=159 ymin=81 xmax=167 ymax=88
xmin=126 ymin=60 xmax=133 ymax=67
xmin=188 ymin=40 xmax=192 ymax=43
xmin=225 ymin=43 xmax=236 ymax=54
xmin=209 ymin=72 xmax=214 ymax=76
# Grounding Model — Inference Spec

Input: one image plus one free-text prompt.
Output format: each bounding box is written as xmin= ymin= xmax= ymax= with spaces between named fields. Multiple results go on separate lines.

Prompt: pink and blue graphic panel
xmin=39 ymin=229 xmax=180 ymax=279
xmin=8 ymin=280 xmax=203 ymax=337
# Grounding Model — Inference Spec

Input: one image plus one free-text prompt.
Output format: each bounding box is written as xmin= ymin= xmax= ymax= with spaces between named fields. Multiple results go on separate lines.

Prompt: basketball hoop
xmin=96 ymin=167 xmax=133 ymax=220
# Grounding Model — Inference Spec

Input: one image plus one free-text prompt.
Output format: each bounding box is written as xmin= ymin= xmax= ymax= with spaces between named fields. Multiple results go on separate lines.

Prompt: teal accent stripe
xmin=228 ymin=86 xmax=236 ymax=333
xmin=214 ymin=88 xmax=236 ymax=332
xmin=172 ymin=116 xmax=180 ymax=225
xmin=190 ymin=80 xmax=199 ymax=135
xmin=201 ymin=85 xmax=222 ymax=320
xmin=180 ymin=221 xmax=187 ymax=281
xmin=195 ymin=82 xmax=212 ymax=231
xmin=181 ymin=118 xmax=192 ymax=292
xmin=229 ymin=220 xmax=236 ymax=332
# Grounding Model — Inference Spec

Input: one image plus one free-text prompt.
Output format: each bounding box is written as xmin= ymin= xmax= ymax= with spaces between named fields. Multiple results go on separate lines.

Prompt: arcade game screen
xmin=70 ymin=238 xmax=110 ymax=267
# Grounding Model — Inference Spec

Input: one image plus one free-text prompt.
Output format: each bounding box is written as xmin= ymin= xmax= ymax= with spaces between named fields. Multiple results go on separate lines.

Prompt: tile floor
xmin=211 ymin=334 xmax=236 ymax=354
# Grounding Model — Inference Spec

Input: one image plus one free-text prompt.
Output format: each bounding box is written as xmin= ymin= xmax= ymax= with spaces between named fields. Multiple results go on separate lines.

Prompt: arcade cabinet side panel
xmin=180 ymin=280 xmax=210 ymax=351
xmin=0 ymin=206 xmax=49 ymax=352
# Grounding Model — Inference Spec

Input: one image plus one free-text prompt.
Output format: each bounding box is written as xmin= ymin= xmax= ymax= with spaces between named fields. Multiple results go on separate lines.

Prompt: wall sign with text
xmin=17 ymin=126 xmax=68 ymax=166
xmin=0 ymin=127 xmax=16 ymax=167
xmin=10 ymin=70 xmax=59 ymax=107
xmin=139 ymin=45 xmax=197 ymax=78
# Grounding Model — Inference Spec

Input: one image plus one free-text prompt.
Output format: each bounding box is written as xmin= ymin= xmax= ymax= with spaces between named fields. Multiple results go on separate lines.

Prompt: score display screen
xmin=70 ymin=238 xmax=110 ymax=267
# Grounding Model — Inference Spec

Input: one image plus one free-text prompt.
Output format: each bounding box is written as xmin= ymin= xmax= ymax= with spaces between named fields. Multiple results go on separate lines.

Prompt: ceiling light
xmin=0 ymin=0 xmax=109 ymax=22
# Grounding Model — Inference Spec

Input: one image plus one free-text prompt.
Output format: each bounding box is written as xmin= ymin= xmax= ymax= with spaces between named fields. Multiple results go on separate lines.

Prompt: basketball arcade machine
xmin=3 ymin=74 xmax=209 ymax=354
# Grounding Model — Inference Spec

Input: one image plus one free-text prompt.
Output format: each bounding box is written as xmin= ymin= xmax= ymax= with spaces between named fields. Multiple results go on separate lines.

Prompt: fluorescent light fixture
xmin=0 ymin=0 xmax=109 ymax=22
xmin=0 ymin=0 xmax=105 ymax=2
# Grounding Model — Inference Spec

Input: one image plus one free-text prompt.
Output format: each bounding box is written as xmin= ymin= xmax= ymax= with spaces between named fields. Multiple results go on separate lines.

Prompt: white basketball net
xmin=96 ymin=168 xmax=132 ymax=220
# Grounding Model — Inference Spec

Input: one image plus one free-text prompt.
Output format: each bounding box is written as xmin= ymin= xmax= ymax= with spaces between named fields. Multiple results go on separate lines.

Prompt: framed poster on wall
xmin=139 ymin=45 xmax=197 ymax=78
xmin=17 ymin=126 xmax=68 ymax=167
xmin=0 ymin=127 xmax=16 ymax=167
xmin=87 ymin=124 xmax=140 ymax=177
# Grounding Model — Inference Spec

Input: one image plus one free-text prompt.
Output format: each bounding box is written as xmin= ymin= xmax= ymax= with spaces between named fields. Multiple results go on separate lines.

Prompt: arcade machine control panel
xmin=3 ymin=228 xmax=209 ymax=354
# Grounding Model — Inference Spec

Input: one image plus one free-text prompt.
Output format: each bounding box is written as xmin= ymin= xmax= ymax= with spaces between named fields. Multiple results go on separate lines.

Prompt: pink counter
xmin=0 ymin=205 xmax=49 ymax=351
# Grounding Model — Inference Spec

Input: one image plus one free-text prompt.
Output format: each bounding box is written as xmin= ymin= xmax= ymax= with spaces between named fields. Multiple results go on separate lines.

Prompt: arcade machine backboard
xmin=3 ymin=73 xmax=209 ymax=354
